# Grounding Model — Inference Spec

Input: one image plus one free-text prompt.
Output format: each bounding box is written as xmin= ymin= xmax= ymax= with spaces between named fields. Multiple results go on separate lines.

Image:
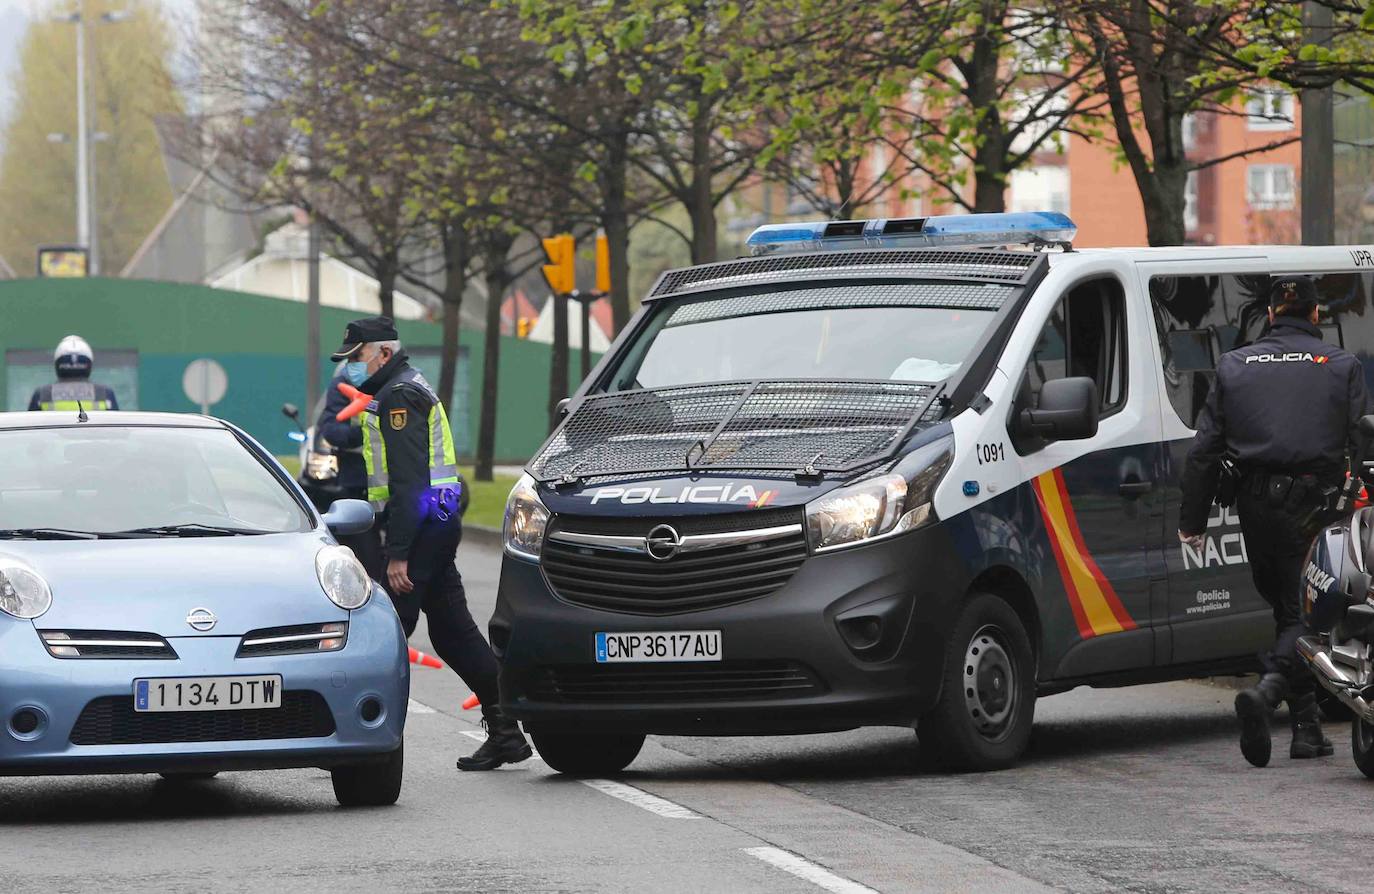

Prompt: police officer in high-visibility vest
xmin=28 ymin=335 xmax=119 ymax=411
xmin=331 ymin=316 xmax=531 ymax=771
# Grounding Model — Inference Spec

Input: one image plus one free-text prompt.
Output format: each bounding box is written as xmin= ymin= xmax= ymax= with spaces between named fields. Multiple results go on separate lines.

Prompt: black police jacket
xmin=1180 ymin=317 xmax=1370 ymax=534
xmin=360 ymin=354 xmax=452 ymax=560
xmin=316 ymin=373 xmax=366 ymax=491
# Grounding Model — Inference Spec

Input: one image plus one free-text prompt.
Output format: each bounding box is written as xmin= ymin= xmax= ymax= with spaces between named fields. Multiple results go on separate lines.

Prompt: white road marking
xmin=407 ymin=698 xmax=436 ymax=714
xmin=578 ymin=779 xmax=702 ymax=819
xmin=458 ymin=730 xmax=698 ymax=818
xmin=743 ymin=847 xmax=879 ymax=894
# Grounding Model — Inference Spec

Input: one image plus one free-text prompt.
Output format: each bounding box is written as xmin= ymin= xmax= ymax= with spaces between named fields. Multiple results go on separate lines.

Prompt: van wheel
xmin=532 ymin=731 xmax=645 ymax=776
xmin=1352 ymin=718 xmax=1374 ymax=779
xmin=919 ymin=592 xmax=1036 ymax=771
xmin=332 ymin=739 xmax=403 ymax=806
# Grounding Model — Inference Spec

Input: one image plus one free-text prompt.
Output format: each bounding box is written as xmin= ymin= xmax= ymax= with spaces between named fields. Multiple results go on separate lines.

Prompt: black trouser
xmin=1236 ymin=473 xmax=1330 ymax=696
xmin=360 ymin=515 xmax=502 ymax=711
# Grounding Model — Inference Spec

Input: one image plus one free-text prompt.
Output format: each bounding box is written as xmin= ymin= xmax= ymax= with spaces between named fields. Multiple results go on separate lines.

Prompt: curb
xmin=461 ymin=524 xmax=503 ymax=549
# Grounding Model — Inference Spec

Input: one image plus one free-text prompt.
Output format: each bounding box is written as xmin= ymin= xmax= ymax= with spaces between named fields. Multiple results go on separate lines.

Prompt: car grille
xmin=525 ymin=661 xmax=824 ymax=703
xmin=39 ymin=630 xmax=177 ymax=660
xmin=542 ymin=510 xmax=809 ymax=615
xmin=237 ymin=622 xmax=348 ymax=657
xmin=69 ymin=691 xmax=336 ymax=745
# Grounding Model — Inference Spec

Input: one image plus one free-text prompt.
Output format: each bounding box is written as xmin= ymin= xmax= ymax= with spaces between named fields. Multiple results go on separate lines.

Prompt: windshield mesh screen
xmin=527 ymin=380 xmax=936 ymax=483
xmin=650 ymin=248 xmax=1041 ymax=298
xmin=664 ymin=282 xmax=1011 ymax=328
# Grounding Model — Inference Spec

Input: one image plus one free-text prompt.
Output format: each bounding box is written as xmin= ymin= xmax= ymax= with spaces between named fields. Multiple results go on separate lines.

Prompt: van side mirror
xmin=1019 ymin=377 xmax=1099 ymax=441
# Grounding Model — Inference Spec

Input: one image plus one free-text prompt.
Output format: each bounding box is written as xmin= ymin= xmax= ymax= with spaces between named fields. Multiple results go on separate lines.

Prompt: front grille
xmin=39 ymin=630 xmax=177 ymax=660
xmin=69 ymin=691 xmax=335 ymax=745
xmin=526 ymin=661 xmax=824 ymax=703
xmin=543 ymin=512 xmax=808 ymax=615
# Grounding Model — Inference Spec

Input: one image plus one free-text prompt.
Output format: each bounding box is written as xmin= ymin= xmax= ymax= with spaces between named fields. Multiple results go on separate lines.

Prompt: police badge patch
xmin=389 ymin=408 xmax=407 ymax=430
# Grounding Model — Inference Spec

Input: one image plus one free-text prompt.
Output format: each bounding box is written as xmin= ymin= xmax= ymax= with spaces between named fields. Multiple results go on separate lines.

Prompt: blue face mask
xmin=345 ymin=361 xmax=370 ymax=386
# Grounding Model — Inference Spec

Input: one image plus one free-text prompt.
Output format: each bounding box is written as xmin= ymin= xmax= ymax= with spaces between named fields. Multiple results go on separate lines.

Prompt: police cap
xmin=1268 ymin=275 xmax=1320 ymax=316
xmin=331 ymin=316 xmax=398 ymax=360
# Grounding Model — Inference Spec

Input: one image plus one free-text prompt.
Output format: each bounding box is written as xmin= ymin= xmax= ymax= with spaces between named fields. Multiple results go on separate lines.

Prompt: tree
xmin=0 ymin=0 xmax=181 ymax=275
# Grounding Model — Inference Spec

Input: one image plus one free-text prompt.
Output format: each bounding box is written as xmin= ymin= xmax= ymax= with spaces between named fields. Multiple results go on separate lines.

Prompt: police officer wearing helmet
xmin=28 ymin=335 xmax=119 ymax=411
xmin=1180 ymin=275 xmax=1370 ymax=767
xmin=332 ymin=316 xmax=532 ymax=771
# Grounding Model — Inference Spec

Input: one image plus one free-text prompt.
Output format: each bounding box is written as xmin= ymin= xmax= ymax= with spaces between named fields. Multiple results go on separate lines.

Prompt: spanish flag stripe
xmin=1032 ymin=470 xmax=1136 ymax=638
xmin=1050 ymin=468 xmax=1137 ymax=631
xmin=1033 ymin=476 xmax=1095 ymax=639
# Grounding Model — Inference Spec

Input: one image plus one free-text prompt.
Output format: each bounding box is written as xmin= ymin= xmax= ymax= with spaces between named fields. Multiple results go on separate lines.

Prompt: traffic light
xmin=541 ymin=234 xmax=575 ymax=294
xmin=595 ymin=232 xmax=611 ymax=293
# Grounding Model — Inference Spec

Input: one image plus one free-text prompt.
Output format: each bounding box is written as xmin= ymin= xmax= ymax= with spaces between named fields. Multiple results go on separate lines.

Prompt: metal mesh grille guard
xmin=649 ymin=248 xmax=1040 ymax=299
xmin=527 ymin=379 xmax=938 ymax=483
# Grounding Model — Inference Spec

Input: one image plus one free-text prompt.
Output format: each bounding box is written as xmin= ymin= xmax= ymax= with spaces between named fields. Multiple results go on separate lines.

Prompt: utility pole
xmin=1301 ymin=0 xmax=1335 ymax=245
xmin=306 ymin=214 xmax=321 ymax=412
xmin=75 ymin=0 xmax=90 ymax=263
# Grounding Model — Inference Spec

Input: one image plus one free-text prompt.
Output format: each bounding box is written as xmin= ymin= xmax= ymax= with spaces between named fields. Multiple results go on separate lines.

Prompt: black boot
xmin=1288 ymin=691 xmax=1335 ymax=759
xmin=456 ymin=710 xmax=533 ymax=771
xmin=1235 ymin=673 xmax=1287 ymax=768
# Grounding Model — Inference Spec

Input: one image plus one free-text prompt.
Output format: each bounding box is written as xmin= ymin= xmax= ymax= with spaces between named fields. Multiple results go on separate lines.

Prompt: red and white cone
xmin=408 ymin=646 xmax=443 ymax=669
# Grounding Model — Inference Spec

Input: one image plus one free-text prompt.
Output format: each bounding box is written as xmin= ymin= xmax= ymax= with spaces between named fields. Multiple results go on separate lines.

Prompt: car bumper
xmin=491 ymin=523 xmax=968 ymax=736
xmin=0 ymin=595 xmax=408 ymax=775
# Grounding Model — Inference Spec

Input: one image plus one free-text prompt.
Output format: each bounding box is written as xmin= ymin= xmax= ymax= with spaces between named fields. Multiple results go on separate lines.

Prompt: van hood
xmin=537 ymin=472 xmax=843 ymax=518
xmin=2 ymin=533 xmax=347 ymax=636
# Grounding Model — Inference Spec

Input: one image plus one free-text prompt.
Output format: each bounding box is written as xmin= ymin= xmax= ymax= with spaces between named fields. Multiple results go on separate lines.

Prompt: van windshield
xmin=605 ymin=282 xmax=1006 ymax=391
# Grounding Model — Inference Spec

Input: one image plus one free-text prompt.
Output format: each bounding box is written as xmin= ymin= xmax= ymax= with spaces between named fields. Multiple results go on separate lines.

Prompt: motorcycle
xmin=1296 ymin=414 xmax=1374 ymax=776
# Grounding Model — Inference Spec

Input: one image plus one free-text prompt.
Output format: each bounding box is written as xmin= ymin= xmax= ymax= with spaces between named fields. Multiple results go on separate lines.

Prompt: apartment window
xmin=1246 ymin=89 xmax=1295 ymax=131
xmin=1247 ymin=164 xmax=1296 ymax=210
xmin=1008 ymin=165 xmax=1070 ymax=215
xmin=1181 ymin=113 xmax=1199 ymax=152
xmin=1183 ymin=172 xmax=1200 ymax=233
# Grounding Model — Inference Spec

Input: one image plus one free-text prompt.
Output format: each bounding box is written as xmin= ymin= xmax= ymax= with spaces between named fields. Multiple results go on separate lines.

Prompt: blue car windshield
xmin=0 ymin=426 xmax=311 ymax=535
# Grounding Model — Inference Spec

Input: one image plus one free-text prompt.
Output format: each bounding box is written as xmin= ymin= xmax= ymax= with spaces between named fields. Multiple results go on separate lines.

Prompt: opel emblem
xmin=645 ymin=524 xmax=681 ymax=561
xmin=186 ymin=607 xmax=217 ymax=632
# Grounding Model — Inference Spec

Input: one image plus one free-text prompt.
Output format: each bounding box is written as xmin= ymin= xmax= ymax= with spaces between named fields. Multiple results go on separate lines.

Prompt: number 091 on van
xmin=490 ymin=210 xmax=1374 ymax=775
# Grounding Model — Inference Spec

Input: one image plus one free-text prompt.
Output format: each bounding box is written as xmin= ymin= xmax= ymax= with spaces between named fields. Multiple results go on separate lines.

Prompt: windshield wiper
xmin=0 ymin=528 xmax=101 ymax=540
xmin=112 ymin=523 xmax=271 ymax=538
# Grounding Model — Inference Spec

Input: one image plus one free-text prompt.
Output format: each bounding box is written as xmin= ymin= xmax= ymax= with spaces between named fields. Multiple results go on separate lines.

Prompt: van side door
xmin=1008 ymin=271 xmax=1167 ymax=679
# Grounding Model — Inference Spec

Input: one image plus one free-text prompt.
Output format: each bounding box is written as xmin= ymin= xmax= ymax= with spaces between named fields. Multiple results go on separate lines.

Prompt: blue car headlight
xmin=0 ymin=555 xmax=52 ymax=619
xmin=315 ymin=545 xmax=370 ymax=610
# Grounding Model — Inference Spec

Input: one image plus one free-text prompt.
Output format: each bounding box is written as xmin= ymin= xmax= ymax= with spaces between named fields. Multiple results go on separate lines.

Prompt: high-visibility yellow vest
xmin=360 ymin=369 xmax=460 ymax=511
xmin=35 ymin=380 xmax=115 ymax=411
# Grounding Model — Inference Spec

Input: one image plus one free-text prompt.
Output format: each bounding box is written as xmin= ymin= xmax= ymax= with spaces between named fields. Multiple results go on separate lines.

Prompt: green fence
xmin=0 ymin=277 xmax=588 ymax=463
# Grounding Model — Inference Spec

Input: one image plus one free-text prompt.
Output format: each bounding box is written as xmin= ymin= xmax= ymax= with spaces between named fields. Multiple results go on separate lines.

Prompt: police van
xmin=492 ymin=211 xmax=1374 ymax=773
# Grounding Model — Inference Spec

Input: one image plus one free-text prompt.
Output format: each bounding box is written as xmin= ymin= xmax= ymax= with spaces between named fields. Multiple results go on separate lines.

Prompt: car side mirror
xmin=282 ymin=403 xmax=300 ymax=420
xmin=1019 ymin=377 xmax=1099 ymax=441
xmin=321 ymin=499 xmax=374 ymax=536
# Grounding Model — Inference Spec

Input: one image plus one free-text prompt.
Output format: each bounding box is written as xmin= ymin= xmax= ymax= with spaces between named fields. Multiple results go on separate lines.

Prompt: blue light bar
xmin=745 ymin=211 xmax=1077 ymax=256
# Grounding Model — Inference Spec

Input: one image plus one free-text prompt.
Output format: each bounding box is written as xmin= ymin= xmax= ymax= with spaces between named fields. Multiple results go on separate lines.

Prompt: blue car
xmin=0 ymin=411 xmax=408 ymax=806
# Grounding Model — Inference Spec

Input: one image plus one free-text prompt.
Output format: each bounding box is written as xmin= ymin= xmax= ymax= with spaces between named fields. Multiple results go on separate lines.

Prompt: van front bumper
xmin=491 ymin=524 xmax=968 ymax=736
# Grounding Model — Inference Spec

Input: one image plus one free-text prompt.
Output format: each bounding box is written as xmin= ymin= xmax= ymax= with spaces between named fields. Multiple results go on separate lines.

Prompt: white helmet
xmin=54 ymin=334 xmax=93 ymax=380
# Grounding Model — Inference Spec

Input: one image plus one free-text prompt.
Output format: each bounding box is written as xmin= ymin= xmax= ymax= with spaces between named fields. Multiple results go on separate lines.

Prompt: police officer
xmin=331 ymin=316 xmax=531 ymax=771
xmin=1180 ymin=276 xmax=1370 ymax=767
xmin=28 ymin=335 xmax=119 ymax=411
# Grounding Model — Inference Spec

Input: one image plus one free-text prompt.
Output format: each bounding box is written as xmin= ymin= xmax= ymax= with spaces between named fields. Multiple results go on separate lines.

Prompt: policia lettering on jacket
xmin=330 ymin=316 xmax=532 ymax=771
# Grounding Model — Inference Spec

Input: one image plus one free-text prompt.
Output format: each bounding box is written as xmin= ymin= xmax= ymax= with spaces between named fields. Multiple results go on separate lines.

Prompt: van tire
xmin=532 ymin=731 xmax=645 ymax=776
xmin=919 ymin=592 xmax=1036 ymax=771
xmin=332 ymin=739 xmax=404 ymax=807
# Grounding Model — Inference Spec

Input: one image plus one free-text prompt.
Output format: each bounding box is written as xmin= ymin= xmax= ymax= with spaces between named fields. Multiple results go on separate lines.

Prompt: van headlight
xmin=315 ymin=545 xmax=371 ymax=609
xmin=805 ymin=439 xmax=953 ymax=553
xmin=0 ymin=556 xmax=52 ymax=619
xmin=504 ymin=474 xmax=550 ymax=561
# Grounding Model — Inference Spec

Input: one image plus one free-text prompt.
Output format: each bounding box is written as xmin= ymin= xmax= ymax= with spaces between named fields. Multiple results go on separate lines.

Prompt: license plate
xmin=595 ymin=631 xmax=721 ymax=663
xmin=133 ymin=675 xmax=283 ymax=712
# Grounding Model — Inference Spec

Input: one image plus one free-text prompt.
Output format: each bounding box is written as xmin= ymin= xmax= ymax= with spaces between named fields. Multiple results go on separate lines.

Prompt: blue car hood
xmin=2 ymin=532 xmax=347 ymax=637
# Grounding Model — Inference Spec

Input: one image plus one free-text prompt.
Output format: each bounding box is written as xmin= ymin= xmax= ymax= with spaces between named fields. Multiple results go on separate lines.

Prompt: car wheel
xmin=1352 ymin=718 xmax=1374 ymax=779
xmin=531 ymin=731 xmax=645 ymax=776
xmin=919 ymin=592 xmax=1036 ymax=772
xmin=332 ymin=739 xmax=404 ymax=807
xmin=158 ymin=772 xmax=219 ymax=781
